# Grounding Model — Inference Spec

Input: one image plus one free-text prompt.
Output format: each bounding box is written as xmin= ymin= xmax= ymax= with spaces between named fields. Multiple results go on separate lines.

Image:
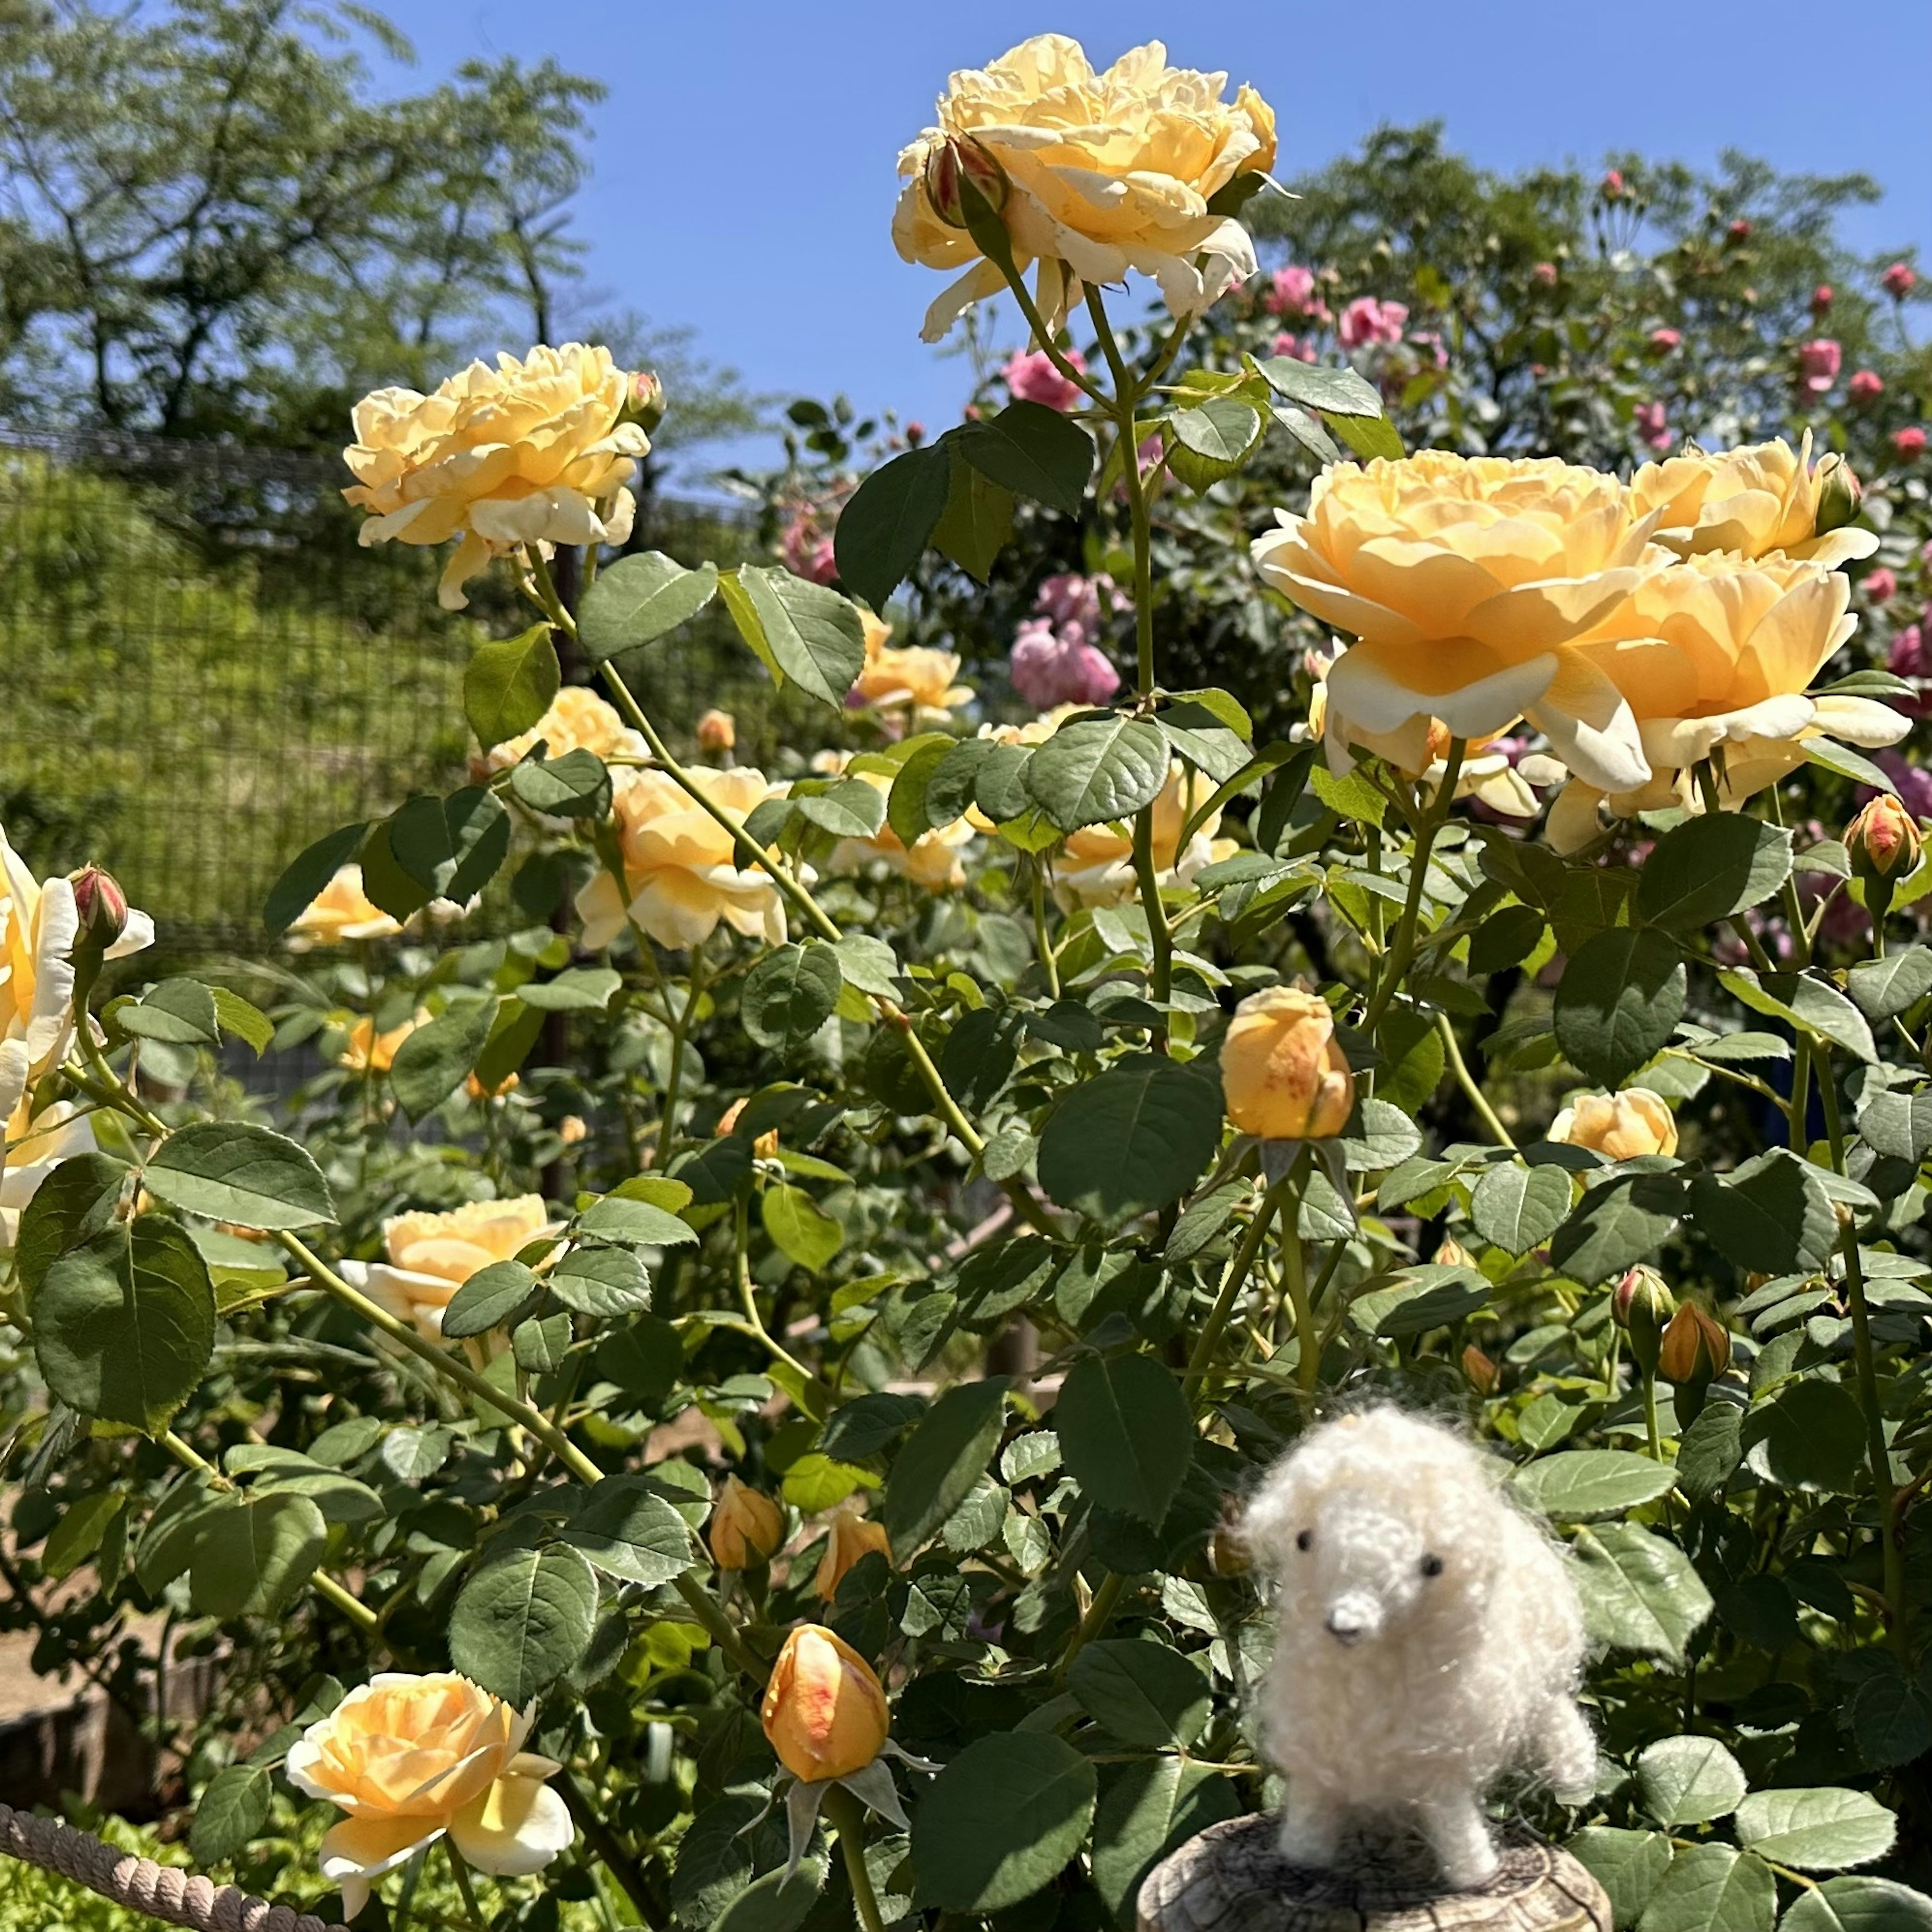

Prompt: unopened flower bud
xmin=1461 ymin=1344 xmax=1499 ymax=1396
xmin=923 ymin=135 xmax=1009 ymax=230
xmin=1847 ymin=792 xmax=1921 ymax=884
xmin=815 ymin=1509 xmax=891 ymax=1600
xmin=1812 ymin=453 xmax=1863 ymax=535
xmin=1434 ymin=1237 xmax=1475 ymax=1269
xmin=708 ymin=1476 xmax=785 ymax=1570
xmin=1219 ymin=986 xmax=1354 ymax=1141
xmin=621 ymin=370 xmax=666 ymax=434
xmin=696 ymin=708 xmax=736 ymax=753
xmin=1613 ymin=1265 xmax=1674 ymax=1377
xmin=761 ymin=1624 xmax=890 ymax=1783
xmin=1658 ymin=1299 xmax=1731 ymax=1387
xmin=558 ymin=1114 xmax=588 ymax=1146
xmin=69 ymin=865 xmax=129 ymax=952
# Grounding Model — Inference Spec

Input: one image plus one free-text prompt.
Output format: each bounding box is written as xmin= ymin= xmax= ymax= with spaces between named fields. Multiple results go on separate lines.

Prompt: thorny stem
xmin=733 ymin=1188 xmax=831 ymax=1406
xmin=1030 ymin=862 xmax=1061 ymax=999
xmin=822 ymin=1785 xmax=889 ymax=1932
xmin=1361 ymin=739 xmax=1466 ymax=1035
xmin=1182 ymin=1165 xmax=1297 ymax=1402
xmin=1436 ymin=1012 xmax=1514 ymax=1149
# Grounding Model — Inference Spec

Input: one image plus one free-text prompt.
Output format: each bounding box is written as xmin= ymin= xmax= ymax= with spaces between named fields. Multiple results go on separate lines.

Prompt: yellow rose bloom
xmin=343 ymin=344 xmax=648 ymax=610
xmin=483 ymin=685 xmax=645 ymax=771
xmin=761 ymin=1625 xmax=891 ymax=1784
xmin=1630 ymin=433 xmax=1879 ymax=571
xmin=2 ymin=1103 xmax=99 ymax=1252
xmin=1253 ymin=453 xmax=1665 ymax=794
xmin=343 ymin=1194 xmax=558 ymax=1338
xmin=338 ymin=1010 xmax=427 ymax=1075
xmin=893 ymin=34 xmax=1276 ymax=342
xmin=814 ymin=1509 xmax=892 ymax=1600
xmin=1219 ymin=985 xmax=1354 ymax=1141
xmin=708 ymin=1476 xmax=786 ymax=1570
xmin=576 ymin=767 xmax=790 ymax=951
xmin=1052 ymin=761 xmax=1232 ymax=908
xmin=849 ymin=614 xmax=972 ymax=722
xmin=1549 ymin=1088 xmax=1677 ymax=1161
xmin=287 ymin=865 xmax=403 ymax=949
xmin=287 ymin=1672 xmax=571 ymax=1917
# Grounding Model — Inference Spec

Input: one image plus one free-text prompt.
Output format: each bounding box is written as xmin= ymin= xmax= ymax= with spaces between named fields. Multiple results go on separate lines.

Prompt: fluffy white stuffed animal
xmin=1241 ymin=1406 xmax=1594 ymax=1890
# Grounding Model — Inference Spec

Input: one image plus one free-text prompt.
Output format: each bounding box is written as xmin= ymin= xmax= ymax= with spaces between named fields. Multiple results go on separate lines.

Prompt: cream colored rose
xmin=1219 ymin=985 xmax=1353 ymax=1141
xmin=1 ymin=1103 xmax=99 ymax=1251
xmin=342 ymin=1195 xmax=558 ymax=1337
xmin=483 ymin=686 xmax=645 ymax=771
xmin=288 ymin=866 xmax=403 ymax=950
xmin=849 ymin=614 xmax=972 ymax=722
xmin=1253 ymin=453 xmax=1665 ymax=794
xmin=287 ymin=1672 xmax=571 ymax=1917
xmin=576 ymin=767 xmax=789 ymax=951
xmin=1052 ymin=761 xmax=1232 ymax=908
xmin=1 ymin=826 xmax=154 ymax=1131
xmin=1549 ymin=1088 xmax=1677 ymax=1161
xmin=343 ymin=344 xmax=647 ymax=610
xmin=1630 ymin=433 xmax=1879 ymax=571
xmin=822 ymin=764 xmax=976 ymax=891
xmin=893 ymin=35 xmax=1276 ymax=342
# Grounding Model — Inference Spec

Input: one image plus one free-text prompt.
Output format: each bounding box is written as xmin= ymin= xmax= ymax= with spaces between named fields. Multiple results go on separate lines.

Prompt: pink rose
xmin=1600 ymin=170 xmax=1626 ymax=199
xmin=1634 ymin=400 xmax=1671 ymax=452
xmin=1796 ymin=339 xmax=1841 ymax=395
xmin=1887 ymin=623 xmax=1928 ymax=679
xmin=1728 ymin=218 xmax=1752 ymax=242
xmin=1812 ymin=284 xmax=1833 ymax=310
xmin=1035 ymin=572 xmax=1126 ymax=632
xmin=782 ymin=515 xmax=839 ymax=586
xmin=1337 ymin=297 xmax=1408 ymax=349
xmin=1271 ymin=332 xmax=1316 ymax=363
xmin=1893 ymin=427 xmax=1927 ymax=460
xmin=1002 ymin=348 xmax=1086 ymax=413
xmin=1849 ymin=370 xmax=1884 ymax=405
xmin=1883 ymin=263 xmax=1917 ymax=299
xmin=906 ymin=421 xmax=926 ymax=446
xmin=1009 ymin=618 xmax=1120 ymax=710
xmin=1532 ymin=262 xmax=1559 ymax=288
xmin=1864 ymin=568 xmax=1897 ymax=603
xmin=1265 ymin=265 xmax=1318 ymax=316
xmin=1648 ymin=327 xmax=1681 ymax=353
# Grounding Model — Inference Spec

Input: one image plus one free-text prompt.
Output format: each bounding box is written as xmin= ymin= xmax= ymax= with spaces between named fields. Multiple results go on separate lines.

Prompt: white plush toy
xmin=1240 ymin=1406 xmax=1595 ymax=1889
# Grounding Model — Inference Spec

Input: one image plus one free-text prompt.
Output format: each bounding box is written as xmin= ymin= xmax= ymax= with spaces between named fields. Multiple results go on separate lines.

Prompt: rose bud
xmin=1434 ymin=1237 xmax=1476 ymax=1269
xmin=1847 ymin=792 xmax=1922 ymax=884
xmin=1461 ymin=1344 xmax=1499 ymax=1396
xmin=1219 ymin=986 xmax=1353 ymax=1142
xmin=69 ymin=865 xmax=130 ymax=951
xmin=1812 ymin=453 xmax=1863 ymax=534
xmin=924 ymin=134 xmax=1009 ymax=230
xmin=761 ymin=1624 xmax=891 ymax=1784
xmin=696 ymin=708 xmax=736 ymax=754
xmin=1613 ymin=1265 xmax=1675 ymax=1376
xmin=1659 ymin=1299 xmax=1731 ymax=1387
xmin=708 ymin=1476 xmax=785 ymax=1571
xmin=815 ymin=1508 xmax=892 ymax=1600
xmin=1548 ymin=1087 xmax=1678 ymax=1161
xmin=621 ymin=370 xmax=666 ymax=434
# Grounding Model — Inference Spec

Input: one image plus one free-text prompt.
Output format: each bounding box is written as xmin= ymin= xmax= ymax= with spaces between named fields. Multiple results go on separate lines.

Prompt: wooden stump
xmin=1136 ymin=1813 xmax=1611 ymax=1932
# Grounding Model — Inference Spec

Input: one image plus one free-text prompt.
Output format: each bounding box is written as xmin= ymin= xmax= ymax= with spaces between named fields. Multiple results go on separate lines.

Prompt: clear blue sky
xmin=372 ymin=1 xmax=1931 ymax=481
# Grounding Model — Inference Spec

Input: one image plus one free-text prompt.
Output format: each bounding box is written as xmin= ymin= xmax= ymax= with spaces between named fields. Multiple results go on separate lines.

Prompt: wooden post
xmin=1136 ymin=1814 xmax=1611 ymax=1932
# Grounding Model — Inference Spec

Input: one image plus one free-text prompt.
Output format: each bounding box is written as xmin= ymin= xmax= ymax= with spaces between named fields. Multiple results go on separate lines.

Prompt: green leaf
xmin=549 ymin=1242 xmax=652 ymax=1318
xmin=1637 ymin=1735 xmax=1748 ymax=1826
xmin=1850 ymin=1671 xmax=1932 ymax=1769
xmin=1688 ymin=1150 xmax=1836 ymax=1275
xmin=145 ymin=1121 xmax=334 ymax=1230
xmin=1676 ymin=1403 xmax=1744 ymax=1502
xmin=119 ymin=977 xmax=219 ymax=1045
xmin=579 ymin=1196 xmax=697 ymax=1248
xmin=741 ymin=942 xmax=843 ymax=1049
xmin=449 ymin=1541 xmax=599 ymax=1705
xmin=1720 ymin=969 xmax=1877 ymax=1064
xmin=1510 ymin=1450 xmax=1676 ymax=1519
xmin=1038 ymin=1059 xmax=1221 ymax=1221
xmin=1069 ymin=1639 xmax=1211 ymax=1749
xmin=761 ymin=1186 xmax=843 ymax=1273
xmin=1555 ymin=927 xmax=1687 ymax=1085
xmin=1744 ymin=1379 xmax=1868 ymax=1492
xmin=952 ymin=401 xmax=1095 ymax=516
xmin=1256 ymin=359 xmax=1386 ymax=419
xmin=911 ymin=1732 xmax=1097 ymax=1913
xmin=1091 ymin=1760 xmax=1241 ymax=1932
xmin=1548 ymin=1173 xmax=1685 ymax=1285
xmin=931 ymin=444 xmax=1016 ymax=582
xmin=472 ymin=1000 xmax=545 ymax=1099
xmin=16 ymin=1152 xmax=129 ymax=1294
xmin=577 ymin=551 xmax=719 ymax=660
xmin=562 ymin=1479 xmax=694 ymax=1586
xmin=35 ymin=1218 xmax=217 ymax=1435
xmin=795 ymin=777 xmax=886 ymax=839
xmin=191 ymin=1764 xmax=272 ymax=1865
xmin=389 ymin=998 xmax=497 ymax=1121
xmin=738 ymin=564 xmax=868 ymax=707
xmin=1568 ymin=1828 xmax=1674 ymax=1931
xmin=831 ymin=934 xmax=902 ymax=1001
xmin=1469 ymin=1162 xmax=1573 ymax=1255
xmin=1636 ymin=816 xmax=1793 ymax=930
xmin=1847 ymin=947 xmax=1932 ymax=1021
xmin=210 ymin=988 xmax=273 ymax=1055
xmin=515 ymin=967 xmax=623 ymax=1012
xmin=1805 ymin=737 xmax=1898 ymax=793
xmin=506 ymin=749 xmax=612 ymax=818
xmin=190 ymin=1491 xmax=329 ymax=1618
xmin=442 ymin=1260 xmax=540 ymax=1338
xmin=1271 ymin=404 xmax=1343 ymax=464
xmin=1323 ymin=409 xmax=1405 ymax=462
xmin=1571 ymin=1524 xmax=1714 ymax=1662
xmin=924 ymin=738 xmax=994 ymax=828
xmin=1056 ymin=1352 xmax=1193 ymax=1527
xmin=464 ymin=624 xmax=559 ymax=749
xmin=1781 ymin=1878 xmax=1932 ymax=1932
xmin=1734 ymin=1789 xmax=1895 ymax=1872
xmin=1165 ymin=398 xmax=1264 ymax=492
xmin=1467 ymin=903 xmax=1549 ymax=975
xmin=1024 ymin=716 xmax=1170 ymax=833
xmin=1636 ymin=1845 xmax=1774 ymax=1932
xmin=41 ymin=1489 xmax=123 ymax=1581
xmin=387 ymin=787 xmax=510 ymax=903
xmin=263 ymin=821 xmax=367 ymax=934
xmin=833 ymin=444 xmax=952 ymax=609
xmin=882 ymin=1377 xmax=1008 ymax=1553
xmin=886 ymin=734 xmax=956 ymax=846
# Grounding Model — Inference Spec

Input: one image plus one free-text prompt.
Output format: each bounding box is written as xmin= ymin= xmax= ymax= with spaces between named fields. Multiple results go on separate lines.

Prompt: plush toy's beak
xmin=1324 ymin=1593 xmax=1380 ymax=1645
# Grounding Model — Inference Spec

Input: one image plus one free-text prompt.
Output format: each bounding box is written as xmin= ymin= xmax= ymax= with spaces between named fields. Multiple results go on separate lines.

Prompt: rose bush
xmin=4 ymin=30 xmax=1932 ymax=1932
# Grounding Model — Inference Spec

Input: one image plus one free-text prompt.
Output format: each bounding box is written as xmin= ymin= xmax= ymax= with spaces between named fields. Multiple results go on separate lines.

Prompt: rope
xmin=0 ymin=1803 xmax=348 ymax=1932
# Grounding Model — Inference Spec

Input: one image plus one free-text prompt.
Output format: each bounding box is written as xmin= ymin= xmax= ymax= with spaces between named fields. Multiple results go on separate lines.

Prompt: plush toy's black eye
xmin=1420 ymin=1553 xmax=1444 ymax=1577
xmin=1296 ymin=1530 xmax=1313 ymax=1552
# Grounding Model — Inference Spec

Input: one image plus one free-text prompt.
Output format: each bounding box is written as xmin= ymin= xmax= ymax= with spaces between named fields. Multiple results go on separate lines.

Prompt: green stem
xmin=556 ymin=1772 xmax=665 ymax=1929
xmin=1643 ymin=1372 xmax=1664 ymax=1463
xmin=1435 ymin=1011 xmax=1514 ymax=1149
xmin=1361 ymin=739 xmax=1465 ymax=1035
xmin=1030 ymin=863 xmax=1061 ymax=999
xmin=1083 ymin=288 xmax=1153 ymax=697
xmin=1056 ymin=1571 xmax=1128 ymax=1678
xmin=1182 ymin=1165 xmax=1297 ymax=1402
xmin=733 ymin=1189 xmax=831 ymax=1404
xmin=444 ymin=1841 xmax=489 ymax=1932
xmin=821 ymin=1786 xmax=888 ymax=1932
xmin=656 ymin=942 xmax=705 ymax=1156
xmin=1279 ymin=1186 xmax=1321 ymax=1393
xmin=1131 ymin=808 xmax=1175 ymax=1010
xmin=1789 ymin=1035 xmax=1812 ymax=1155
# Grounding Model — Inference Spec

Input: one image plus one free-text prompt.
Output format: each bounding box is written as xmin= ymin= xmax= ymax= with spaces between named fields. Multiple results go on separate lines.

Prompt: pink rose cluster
xmin=1634 ymin=400 xmax=1671 ymax=453
xmin=1264 ymin=265 xmax=1330 ymax=324
xmin=782 ymin=511 xmax=838 ymax=586
xmin=1797 ymin=339 xmax=1841 ymax=395
xmin=1002 ymin=348 xmax=1086 ymax=413
xmin=1338 ymin=296 xmax=1408 ymax=349
xmin=1009 ymin=573 xmax=1125 ymax=711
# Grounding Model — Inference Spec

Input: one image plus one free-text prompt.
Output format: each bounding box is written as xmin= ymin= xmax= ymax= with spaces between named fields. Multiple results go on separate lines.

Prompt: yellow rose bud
xmin=708 ymin=1477 xmax=785 ymax=1571
xmin=1548 ymin=1088 xmax=1678 ymax=1161
xmin=1219 ymin=986 xmax=1353 ymax=1142
xmin=466 ymin=1070 xmax=520 ymax=1102
xmin=1811 ymin=451 xmax=1863 ymax=536
xmin=814 ymin=1509 xmax=892 ymax=1601
xmin=1461 ymin=1344 xmax=1499 ymax=1396
xmin=760 ymin=1625 xmax=891 ymax=1784
xmin=1658 ymin=1299 xmax=1731 ymax=1387
xmin=1434 ymin=1237 xmax=1476 ymax=1269
xmin=340 ymin=1010 xmax=429 ymax=1075
xmin=622 ymin=370 xmax=666 ymax=435
xmin=1613 ymin=1265 xmax=1675 ymax=1377
xmin=1847 ymin=793 xmax=1922 ymax=883
xmin=558 ymin=1114 xmax=588 ymax=1147
xmin=696 ymin=708 xmax=737 ymax=754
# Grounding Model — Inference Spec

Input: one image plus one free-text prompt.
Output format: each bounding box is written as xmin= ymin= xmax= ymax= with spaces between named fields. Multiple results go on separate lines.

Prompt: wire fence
xmin=0 ymin=426 xmax=760 ymax=954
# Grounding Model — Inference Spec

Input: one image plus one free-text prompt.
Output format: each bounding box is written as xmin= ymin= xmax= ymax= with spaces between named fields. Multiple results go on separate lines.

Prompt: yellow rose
xmin=483 ymin=686 xmax=644 ymax=771
xmin=286 ymin=1672 xmax=571 ymax=1917
xmin=1052 ymin=761 xmax=1231 ymax=907
xmin=289 ymin=866 xmax=403 ymax=949
xmin=849 ymin=614 xmax=972 ymax=721
xmin=696 ymin=708 xmax=738 ymax=754
xmin=339 ymin=1010 xmax=428 ymax=1075
xmin=2 ymin=1103 xmax=99 ymax=1252
xmin=1848 ymin=792 xmax=1923 ymax=882
xmin=708 ymin=1476 xmax=786 ymax=1570
xmin=1253 ymin=453 xmax=1664 ymax=794
xmin=1219 ymin=985 xmax=1354 ymax=1141
xmin=2 ymin=827 xmax=153 ymax=1131
xmin=343 ymin=1194 xmax=558 ymax=1337
xmin=1630 ymin=433 xmax=1879 ymax=571
xmin=1549 ymin=1088 xmax=1677 ymax=1161
xmin=1543 ymin=550 xmax=1904 ymax=850
xmin=343 ymin=344 xmax=648 ymax=610
xmin=893 ymin=35 xmax=1276 ymax=343
xmin=761 ymin=1625 xmax=891 ymax=1783
xmin=576 ymin=767 xmax=789 ymax=951
xmin=815 ymin=1508 xmax=892 ymax=1600
xmin=823 ymin=765 xmax=975 ymax=891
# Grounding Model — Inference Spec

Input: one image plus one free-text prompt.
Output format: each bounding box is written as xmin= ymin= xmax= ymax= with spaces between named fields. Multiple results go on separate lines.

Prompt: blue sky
xmin=372 ymin=1 xmax=1931 ymax=481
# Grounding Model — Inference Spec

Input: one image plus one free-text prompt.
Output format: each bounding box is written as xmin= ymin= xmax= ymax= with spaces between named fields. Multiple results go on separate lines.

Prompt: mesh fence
xmin=0 ymin=427 xmax=760 ymax=953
